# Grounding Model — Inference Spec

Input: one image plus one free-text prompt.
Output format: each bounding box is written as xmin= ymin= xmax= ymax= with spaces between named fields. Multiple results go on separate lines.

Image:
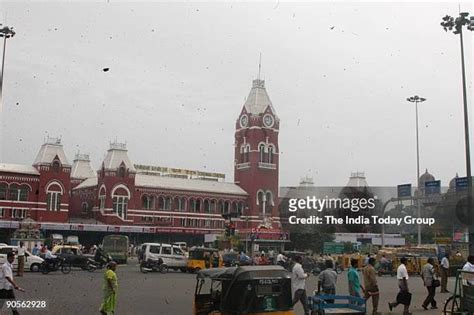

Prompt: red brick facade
xmin=0 ymin=78 xmax=287 ymax=242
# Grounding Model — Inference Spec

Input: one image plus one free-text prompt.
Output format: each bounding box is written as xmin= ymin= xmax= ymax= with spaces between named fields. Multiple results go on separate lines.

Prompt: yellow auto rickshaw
xmin=193 ymin=265 xmax=294 ymax=315
xmin=187 ymin=247 xmax=223 ymax=272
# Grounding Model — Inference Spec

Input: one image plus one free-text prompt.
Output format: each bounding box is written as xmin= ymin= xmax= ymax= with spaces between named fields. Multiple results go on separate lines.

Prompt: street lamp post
xmin=0 ymin=25 xmax=15 ymax=160
xmin=441 ymin=13 xmax=474 ymax=254
xmin=0 ymin=25 xmax=15 ymax=113
xmin=407 ymin=95 xmax=426 ymax=246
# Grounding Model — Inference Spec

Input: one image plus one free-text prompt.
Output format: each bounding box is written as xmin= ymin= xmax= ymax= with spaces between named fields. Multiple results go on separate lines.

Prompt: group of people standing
xmin=289 ymin=253 xmax=474 ymax=315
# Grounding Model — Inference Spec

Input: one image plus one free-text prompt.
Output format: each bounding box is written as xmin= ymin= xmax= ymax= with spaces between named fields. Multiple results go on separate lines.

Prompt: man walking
xmin=291 ymin=256 xmax=310 ymax=315
xmin=388 ymin=257 xmax=411 ymax=314
xmin=362 ymin=257 xmax=379 ymax=314
xmin=440 ymin=254 xmax=449 ymax=293
xmin=421 ymin=257 xmax=438 ymax=310
xmin=16 ymin=242 xmax=25 ymax=277
xmin=0 ymin=252 xmax=25 ymax=315
xmin=348 ymin=258 xmax=364 ymax=304
xmin=318 ymin=259 xmax=337 ymax=303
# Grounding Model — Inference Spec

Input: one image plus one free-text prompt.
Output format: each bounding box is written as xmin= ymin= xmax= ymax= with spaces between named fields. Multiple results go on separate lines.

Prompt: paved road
xmin=5 ymin=259 xmax=455 ymax=314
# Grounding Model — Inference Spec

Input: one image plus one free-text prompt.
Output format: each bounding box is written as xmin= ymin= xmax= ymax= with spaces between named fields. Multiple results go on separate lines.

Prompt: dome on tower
xmin=419 ymin=169 xmax=435 ymax=186
xmin=449 ymin=173 xmax=459 ymax=189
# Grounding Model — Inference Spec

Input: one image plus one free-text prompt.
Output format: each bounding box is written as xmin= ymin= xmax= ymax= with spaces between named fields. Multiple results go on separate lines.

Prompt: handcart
xmin=308 ymin=293 xmax=366 ymax=315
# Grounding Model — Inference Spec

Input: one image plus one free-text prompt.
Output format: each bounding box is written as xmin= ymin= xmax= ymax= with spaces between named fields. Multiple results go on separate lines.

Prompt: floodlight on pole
xmin=407 ymin=95 xmax=426 ymax=246
xmin=0 ymin=24 xmax=16 ymax=160
xmin=440 ymin=12 xmax=474 ymax=254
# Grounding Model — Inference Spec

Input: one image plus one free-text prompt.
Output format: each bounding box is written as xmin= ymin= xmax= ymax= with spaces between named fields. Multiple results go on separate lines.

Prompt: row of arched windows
xmin=141 ymin=195 xmax=245 ymax=215
xmin=0 ymin=183 xmax=30 ymax=201
xmin=239 ymin=143 xmax=276 ymax=164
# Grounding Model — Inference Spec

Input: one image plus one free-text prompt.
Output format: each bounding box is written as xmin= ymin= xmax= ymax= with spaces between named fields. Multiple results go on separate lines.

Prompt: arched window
xmin=218 ymin=201 xmax=225 ymax=214
xmin=0 ymin=183 xmax=6 ymax=200
xmin=231 ymin=201 xmax=239 ymax=214
xmin=118 ymin=166 xmax=126 ymax=178
xmin=204 ymin=200 xmax=211 ymax=213
xmin=46 ymin=182 xmax=63 ymax=211
xmin=189 ymin=198 xmax=201 ymax=212
xmin=224 ymin=201 xmax=230 ymax=214
xmin=19 ymin=185 xmax=30 ymax=201
xmin=256 ymin=190 xmax=265 ymax=205
xmin=210 ymin=200 xmax=217 ymax=213
xmin=142 ymin=195 xmax=155 ymax=210
xmin=52 ymin=160 xmax=61 ymax=173
xmin=268 ymin=145 xmax=275 ymax=164
xmin=112 ymin=187 xmax=129 ymax=220
xmin=241 ymin=144 xmax=251 ymax=163
xmin=81 ymin=202 xmax=88 ymax=214
xmin=266 ymin=191 xmax=274 ymax=213
xmin=175 ymin=197 xmax=186 ymax=211
xmin=9 ymin=184 xmax=19 ymax=201
xmin=98 ymin=187 xmax=106 ymax=210
xmin=164 ymin=197 xmax=171 ymax=210
xmin=259 ymin=144 xmax=267 ymax=163
xmin=157 ymin=196 xmax=171 ymax=210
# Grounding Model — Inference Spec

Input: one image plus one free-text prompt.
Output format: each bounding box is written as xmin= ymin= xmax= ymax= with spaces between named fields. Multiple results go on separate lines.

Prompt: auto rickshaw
xmin=193 ymin=265 xmax=294 ymax=315
xmin=392 ymin=254 xmax=420 ymax=275
xmin=187 ymin=247 xmax=223 ymax=272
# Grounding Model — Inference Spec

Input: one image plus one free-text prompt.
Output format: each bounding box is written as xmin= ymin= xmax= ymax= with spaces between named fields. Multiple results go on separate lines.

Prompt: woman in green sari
xmin=100 ymin=261 xmax=118 ymax=315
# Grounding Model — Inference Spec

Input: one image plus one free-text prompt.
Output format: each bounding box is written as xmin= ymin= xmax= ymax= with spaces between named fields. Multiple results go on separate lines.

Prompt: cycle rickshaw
xmin=443 ymin=270 xmax=474 ymax=314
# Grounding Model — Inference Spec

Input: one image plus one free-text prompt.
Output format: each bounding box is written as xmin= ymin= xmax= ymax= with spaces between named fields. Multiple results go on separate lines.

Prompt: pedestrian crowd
xmin=287 ymin=252 xmax=474 ymax=315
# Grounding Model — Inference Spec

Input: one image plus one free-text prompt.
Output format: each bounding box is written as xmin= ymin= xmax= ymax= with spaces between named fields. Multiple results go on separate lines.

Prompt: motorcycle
xmin=140 ymin=258 xmax=168 ymax=273
xmin=40 ymin=257 xmax=71 ymax=274
xmin=81 ymin=258 xmax=98 ymax=272
xmin=94 ymin=251 xmax=113 ymax=269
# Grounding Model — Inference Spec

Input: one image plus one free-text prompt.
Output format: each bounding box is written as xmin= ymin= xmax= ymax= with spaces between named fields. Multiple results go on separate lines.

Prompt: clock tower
xmin=234 ymin=78 xmax=280 ymax=230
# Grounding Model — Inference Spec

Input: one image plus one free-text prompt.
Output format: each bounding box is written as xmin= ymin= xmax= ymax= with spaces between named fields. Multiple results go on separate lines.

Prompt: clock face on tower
xmin=240 ymin=115 xmax=249 ymax=128
xmin=263 ymin=114 xmax=274 ymax=128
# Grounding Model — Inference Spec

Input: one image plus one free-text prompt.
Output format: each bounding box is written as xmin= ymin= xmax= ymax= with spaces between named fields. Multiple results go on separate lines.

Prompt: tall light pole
xmin=0 ymin=25 xmax=16 ymax=160
xmin=407 ymin=95 xmax=426 ymax=246
xmin=441 ymin=13 xmax=474 ymax=254
xmin=0 ymin=25 xmax=15 ymax=113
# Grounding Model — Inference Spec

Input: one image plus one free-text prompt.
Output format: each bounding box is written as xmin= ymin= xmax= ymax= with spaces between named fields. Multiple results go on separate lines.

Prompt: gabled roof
xmin=73 ymin=177 xmax=98 ymax=190
xmin=0 ymin=163 xmax=40 ymax=176
xmin=243 ymin=79 xmax=277 ymax=116
xmin=102 ymin=143 xmax=136 ymax=172
xmin=136 ymin=174 xmax=248 ymax=196
xmin=71 ymin=154 xmax=96 ymax=179
xmin=33 ymin=138 xmax=70 ymax=166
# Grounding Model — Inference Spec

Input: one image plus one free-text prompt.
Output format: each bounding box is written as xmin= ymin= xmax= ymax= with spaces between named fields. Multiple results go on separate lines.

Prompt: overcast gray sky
xmin=0 ymin=1 xmax=472 ymax=187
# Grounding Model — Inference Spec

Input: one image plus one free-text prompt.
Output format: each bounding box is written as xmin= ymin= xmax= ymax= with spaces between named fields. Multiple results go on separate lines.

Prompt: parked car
xmin=140 ymin=243 xmax=187 ymax=272
xmin=52 ymin=245 xmax=95 ymax=270
xmin=0 ymin=245 xmax=44 ymax=272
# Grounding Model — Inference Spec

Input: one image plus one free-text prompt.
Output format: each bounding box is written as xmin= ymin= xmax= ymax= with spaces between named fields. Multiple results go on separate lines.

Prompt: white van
xmin=0 ymin=246 xmax=44 ymax=272
xmin=140 ymin=243 xmax=187 ymax=272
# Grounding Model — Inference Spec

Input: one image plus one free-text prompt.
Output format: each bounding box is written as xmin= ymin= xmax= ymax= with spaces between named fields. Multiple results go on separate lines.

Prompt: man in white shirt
xmin=440 ymin=254 xmax=450 ymax=292
xmin=0 ymin=252 xmax=25 ymax=314
xmin=291 ymin=256 xmax=309 ymax=315
xmin=389 ymin=257 xmax=411 ymax=314
xmin=462 ymin=255 xmax=474 ymax=285
xmin=276 ymin=252 xmax=287 ymax=267
xmin=16 ymin=242 xmax=25 ymax=277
